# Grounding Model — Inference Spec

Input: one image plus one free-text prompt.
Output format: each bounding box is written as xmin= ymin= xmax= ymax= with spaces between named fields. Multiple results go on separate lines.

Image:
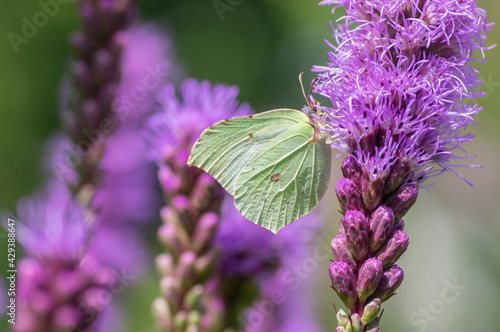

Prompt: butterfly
xmin=188 ymin=73 xmax=333 ymax=233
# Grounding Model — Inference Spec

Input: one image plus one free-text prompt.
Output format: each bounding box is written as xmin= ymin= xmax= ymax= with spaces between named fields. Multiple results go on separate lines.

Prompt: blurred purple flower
xmin=14 ymin=182 xmax=144 ymax=332
xmin=114 ymin=23 xmax=181 ymax=122
xmin=52 ymin=23 xmax=181 ymax=226
xmin=217 ymin=202 xmax=322 ymax=332
xmin=91 ymin=125 xmax=161 ymax=226
xmin=147 ymin=78 xmax=252 ymax=162
xmin=148 ymin=79 xmax=252 ymax=331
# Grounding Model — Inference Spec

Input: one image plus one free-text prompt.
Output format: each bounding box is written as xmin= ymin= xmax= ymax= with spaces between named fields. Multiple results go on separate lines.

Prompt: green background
xmin=1 ymin=0 xmax=499 ymax=331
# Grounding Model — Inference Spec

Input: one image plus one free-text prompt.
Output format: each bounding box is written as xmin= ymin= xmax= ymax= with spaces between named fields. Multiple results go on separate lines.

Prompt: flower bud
xmin=367 ymin=328 xmax=380 ymax=332
xmin=376 ymin=231 xmax=409 ymax=269
xmin=53 ymin=305 xmax=80 ymax=331
xmin=361 ymin=298 xmax=381 ymax=325
xmin=93 ymin=49 xmax=112 ymax=76
xmin=80 ymin=287 xmax=109 ymax=312
xmin=29 ymin=289 xmax=53 ymax=316
xmin=331 ymin=235 xmax=357 ymax=273
xmin=160 ymin=206 xmax=177 ymax=224
xmin=175 ymin=150 xmax=190 ymax=169
xmin=385 ymin=184 xmax=418 ymax=220
xmin=191 ymin=173 xmax=222 ymax=211
xmin=336 ymin=309 xmax=350 ymax=326
xmin=393 ymin=219 xmax=405 ymax=231
xmin=357 ymin=258 xmax=383 ymax=301
xmin=71 ymin=61 xmax=90 ymax=92
xmin=329 ymin=261 xmax=357 ymax=308
xmin=351 ymin=313 xmax=363 ymax=332
xmin=184 ymin=285 xmax=204 ymax=309
xmin=160 ymin=276 xmax=182 ymax=307
xmin=371 ymin=265 xmax=404 ymax=302
xmin=341 ymin=210 xmax=369 ymax=262
xmin=187 ymin=310 xmax=201 ymax=326
xmin=336 ymin=327 xmax=346 ymax=332
xmin=152 ymin=298 xmax=173 ymax=330
xmin=365 ymin=316 xmax=380 ymax=330
xmin=359 ymin=128 xmax=378 ymax=157
xmin=156 ymin=253 xmax=174 ymax=277
xmin=193 ymin=212 xmax=219 ymax=253
xmin=158 ymin=166 xmax=182 ymax=194
xmin=368 ymin=205 xmax=395 ymax=253
xmin=70 ymin=31 xmax=91 ymax=56
xmin=361 ymin=157 xmax=390 ymax=212
xmin=342 ymin=157 xmax=362 ymax=186
xmin=158 ymin=224 xmax=188 ymax=253
xmin=53 ymin=269 xmax=84 ymax=302
xmin=174 ymin=310 xmax=188 ymax=330
xmin=336 ymin=178 xmax=364 ymax=213
xmin=384 ymin=159 xmax=411 ymax=194
xmin=82 ymin=99 xmax=100 ymax=129
xmin=172 ymin=195 xmax=191 ymax=212
xmin=195 ymin=250 xmax=219 ymax=279
xmin=177 ymin=251 xmax=197 ymax=281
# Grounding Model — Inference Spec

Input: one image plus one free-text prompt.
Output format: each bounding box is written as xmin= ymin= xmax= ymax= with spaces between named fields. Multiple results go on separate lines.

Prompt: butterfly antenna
xmin=299 ymin=72 xmax=309 ymax=106
xmin=309 ymin=77 xmax=319 ymax=103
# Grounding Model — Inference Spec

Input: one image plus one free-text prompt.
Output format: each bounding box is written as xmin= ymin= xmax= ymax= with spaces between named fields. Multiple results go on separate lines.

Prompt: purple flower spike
xmin=368 ymin=206 xmax=395 ymax=253
xmin=341 ymin=210 xmax=369 ymax=262
xmin=386 ymin=184 xmax=419 ymax=220
xmin=376 ymin=231 xmax=410 ymax=269
xmin=14 ymin=183 xmax=133 ymax=332
xmin=329 ymin=261 xmax=357 ymax=308
xmin=331 ymin=235 xmax=357 ymax=273
xmin=371 ymin=265 xmax=405 ymax=302
xmin=356 ymin=258 xmax=383 ymax=301
xmin=336 ymin=178 xmax=364 ymax=213
xmin=316 ymin=0 xmax=492 ymax=326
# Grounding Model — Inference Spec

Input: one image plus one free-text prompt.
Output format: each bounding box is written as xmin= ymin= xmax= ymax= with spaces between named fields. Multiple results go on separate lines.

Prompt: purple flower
xmin=220 ymin=201 xmax=322 ymax=332
xmin=314 ymin=0 xmax=493 ymax=186
xmin=113 ymin=23 xmax=181 ymax=122
xmin=214 ymin=202 xmax=282 ymax=278
xmin=91 ymin=125 xmax=161 ymax=226
xmin=14 ymin=182 xmax=143 ymax=332
xmin=147 ymin=79 xmax=252 ymax=162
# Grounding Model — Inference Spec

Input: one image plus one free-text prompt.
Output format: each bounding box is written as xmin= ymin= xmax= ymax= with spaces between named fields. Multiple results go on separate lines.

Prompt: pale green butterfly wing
xmin=187 ymin=109 xmax=309 ymax=195
xmin=234 ymin=122 xmax=331 ymax=233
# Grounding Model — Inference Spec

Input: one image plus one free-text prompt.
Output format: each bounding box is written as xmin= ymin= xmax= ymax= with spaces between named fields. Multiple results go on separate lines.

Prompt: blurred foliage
xmin=0 ymin=0 xmax=499 ymax=331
